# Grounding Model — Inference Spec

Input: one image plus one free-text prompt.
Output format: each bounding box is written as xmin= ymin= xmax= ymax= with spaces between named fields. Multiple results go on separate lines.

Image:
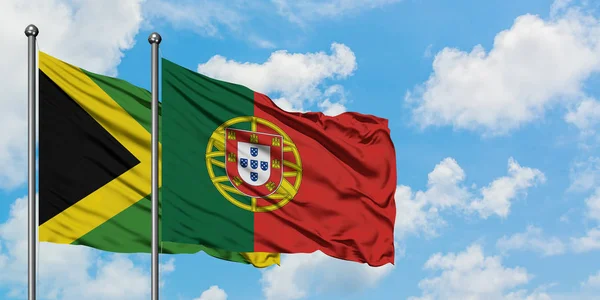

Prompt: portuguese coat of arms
xmin=225 ymin=128 xmax=283 ymax=197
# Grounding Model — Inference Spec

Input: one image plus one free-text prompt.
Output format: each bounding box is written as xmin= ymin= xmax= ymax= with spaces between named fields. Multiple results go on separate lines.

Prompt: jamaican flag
xmin=37 ymin=51 xmax=279 ymax=267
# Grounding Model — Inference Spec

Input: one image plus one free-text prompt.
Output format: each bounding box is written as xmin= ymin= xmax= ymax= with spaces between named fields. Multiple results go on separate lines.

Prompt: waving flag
xmin=161 ymin=58 xmax=396 ymax=267
xmin=38 ymin=51 xmax=279 ymax=268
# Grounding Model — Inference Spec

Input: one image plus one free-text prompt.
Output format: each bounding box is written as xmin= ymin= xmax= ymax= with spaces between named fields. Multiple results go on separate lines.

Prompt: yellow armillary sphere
xmin=205 ymin=116 xmax=302 ymax=212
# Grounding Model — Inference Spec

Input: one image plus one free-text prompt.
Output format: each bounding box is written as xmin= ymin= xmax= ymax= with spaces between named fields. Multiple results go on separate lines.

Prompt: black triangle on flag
xmin=38 ymin=70 xmax=140 ymax=225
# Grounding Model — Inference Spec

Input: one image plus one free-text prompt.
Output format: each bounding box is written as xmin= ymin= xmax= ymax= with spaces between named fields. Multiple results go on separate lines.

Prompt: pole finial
xmin=148 ymin=32 xmax=162 ymax=44
xmin=24 ymin=24 xmax=39 ymax=37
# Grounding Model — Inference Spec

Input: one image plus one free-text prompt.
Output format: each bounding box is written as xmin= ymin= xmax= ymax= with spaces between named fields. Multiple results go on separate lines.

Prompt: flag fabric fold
xmin=161 ymin=58 xmax=397 ymax=267
xmin=37 ymin=51 xmax=279 ymax=268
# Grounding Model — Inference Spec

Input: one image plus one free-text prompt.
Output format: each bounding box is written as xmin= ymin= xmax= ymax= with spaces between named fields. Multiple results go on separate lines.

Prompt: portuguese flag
xmin=38 ymin=51 xmax=278 ymax=267
xmin=161 ymin=58 xmax=397 ymax=266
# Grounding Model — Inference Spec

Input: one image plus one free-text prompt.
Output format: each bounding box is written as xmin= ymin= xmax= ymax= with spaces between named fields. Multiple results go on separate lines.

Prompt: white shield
xmin=237 ymin=142 xmax=271 ymax=186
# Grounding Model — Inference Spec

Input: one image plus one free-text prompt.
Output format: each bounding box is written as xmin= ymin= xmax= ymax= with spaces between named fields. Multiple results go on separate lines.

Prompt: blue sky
xmin=1 ymin=0 xmax=600 ymax=299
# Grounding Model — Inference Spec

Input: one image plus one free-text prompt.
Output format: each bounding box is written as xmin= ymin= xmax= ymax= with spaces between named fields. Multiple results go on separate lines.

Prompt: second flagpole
xmin=25 ymin=24 xmax=39 ymax=300
xmin=149 ymin=32 xmax=162 ymax=300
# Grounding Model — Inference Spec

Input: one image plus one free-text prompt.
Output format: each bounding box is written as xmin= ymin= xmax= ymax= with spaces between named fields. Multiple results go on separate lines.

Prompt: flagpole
xmin=25 ymin=24 xmax=39 ymax=300
xmin=24 ymin=24 xmax=39 ymax=300
xmin=149 ymin=32 xmax=162 ymax=300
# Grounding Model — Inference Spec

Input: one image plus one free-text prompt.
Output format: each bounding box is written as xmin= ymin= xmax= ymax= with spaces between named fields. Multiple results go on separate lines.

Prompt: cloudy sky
xmin=1 ymin=0 xmax=600 ymax=299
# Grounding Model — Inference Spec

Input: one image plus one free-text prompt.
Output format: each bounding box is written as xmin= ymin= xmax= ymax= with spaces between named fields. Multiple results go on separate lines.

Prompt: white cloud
xmin=394 ymin=158 xmax=468 ymax=239
xmin=197 ymin=43 xmax=356 ymax=113
xmin=550 ymin=0 xmax=574 ymax=17
xmin=59 ymin=255 xmax=150 ymax=300
xmin=585 ymin=188 xmax=600 ymax=221
xmin=394 ymin=185 xmax=446 ymax=239
xmin=272 ymin=0 xmax=401 ymax=25
xmin=406 ymin=4 xmax=600 ymax=135
xmin=565 ymin=98 xmax=600 ymax=137
xmin=569 ymin=157 xmax=600 ymax=193
xmin=141 ymin=2 xmax=259 ymax=51
xmin=317 ymin=99 xmax=347 ymax=116
xmin=469 ymin=158 xmax=546 ymax=219
xmin=194 ymin=285 xmax=228 ymax=300
xmin=260 ymin=251 xmax=393 ymax=300
xmin=317 ymin=85 xmax=348 ymax=116
xmin=581 ymin=271 xmax=600 ymax=289
xmin=396 ymin=157 xmax=545 ymax=239
xmin=571 ymin=228 xmax=600 ymax=253
xmin=504 ymin=289 xmax=553 ymax=300
xmin=420 ymin=157 xmax=471 ymax=209
xmin=145 ymin=0 xmax=396 ymax=46
xmin=409 ymin=244 xmax=538 ymax=300
xmin=160 ymin=257 xmax=175 ymax=273
xmin=0 ymin=0 xmax=145 ymax=189
xmin=496 ymin=226 xmax=566 ymax=257
xmin=0 ymin=196 xmax=172 ymax=300
xmin=144 ymin=0 xmax=243 ymax=37
xmin=272 ymin=98 xmax=305 ymax=114
xmin=570 ymin=186 xmax=600 ymax=253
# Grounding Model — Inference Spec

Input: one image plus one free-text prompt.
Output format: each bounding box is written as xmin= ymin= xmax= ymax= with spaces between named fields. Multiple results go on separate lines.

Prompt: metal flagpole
xmin=148 ymin=32 xmax=162 ymax=300
xmin=25 ymin=24 xmax=39 ymax=300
